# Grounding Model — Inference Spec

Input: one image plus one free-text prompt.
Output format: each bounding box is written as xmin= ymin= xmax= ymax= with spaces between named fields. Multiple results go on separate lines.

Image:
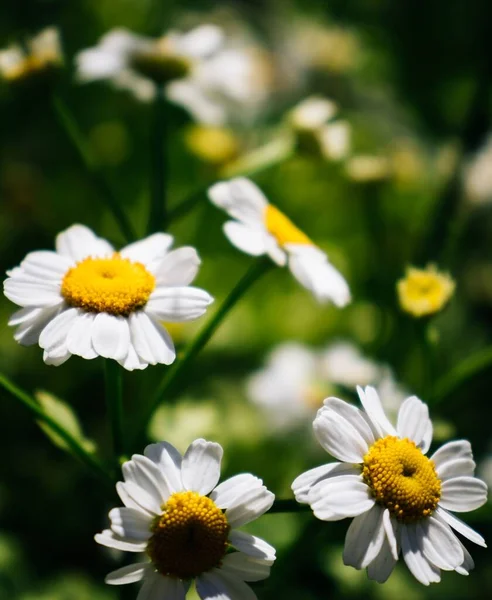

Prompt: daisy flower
xmin=397 ymin=264 xmax=455 ymax=318
xmin=3 ymin=224 xmax=213 ymax=370
xmin=208 ymin=177 xmax=351 ymax=306
xmin=96 ymin=438 xmax=276 ymax=599
xmin=292 ymin=386 xmax=487 ymax=585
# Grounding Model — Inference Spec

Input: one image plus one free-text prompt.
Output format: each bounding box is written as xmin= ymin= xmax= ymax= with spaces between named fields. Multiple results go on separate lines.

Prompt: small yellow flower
xmin=397 ymin=265 xmax=455 ymax=317
xmin=184 ymin=125 xmax=239 ymax=166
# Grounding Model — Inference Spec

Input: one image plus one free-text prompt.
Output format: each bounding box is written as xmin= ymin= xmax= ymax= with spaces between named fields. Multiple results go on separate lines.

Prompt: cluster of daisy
xmin=0 ymin=15 xmax=487 ymax=600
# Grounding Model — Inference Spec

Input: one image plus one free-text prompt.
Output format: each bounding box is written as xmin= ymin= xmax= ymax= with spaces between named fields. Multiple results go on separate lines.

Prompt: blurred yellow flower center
xmin=61 ymin=254 xmax=155 ymax=316
xmin=264 ymin=204 xmax=313 ymax=247
xmin=397 ymin=265 xmax=455 ymax=318
xmin=147 ymin=490 xmax=230 ymax=579
xmin=362 ymin=436 xmax=441 ymax=523
xmin=131 ymin=40 xmax=192 ymax=84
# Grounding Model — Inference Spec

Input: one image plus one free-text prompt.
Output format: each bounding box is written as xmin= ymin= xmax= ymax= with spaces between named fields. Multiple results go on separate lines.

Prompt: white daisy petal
xmin=287 ymin=246 xmax=351 ymax=306
xmin=208 ymin=177 xmax=268 ymax=226
xmin=440 ymin=476 xmax=488 ymax=512
xmin=4 ymin=278 xmax=62 ymax=307
xmin=228 ymin=530 xmax=276 ymax=561
xmin=19 ymin=250 xmax=73 ymax=280
xmin=118 ymin=343 xmax=149 ymax=371
xmin=418 ymin=516 xmax=464 ymax=570
xmin=129 ymin=312 xmax=176 ymax=365
xmin=123 ymin=455 xmax=169 ymax=505
xmin=455 ymin=542 xmax=475 ymax=575
xmin=357 ymin=386 xmax=397 ymax=438
xmin=265 ymin=240 xmax=287 ymax=266
xmin=9 ymin=306 xmax=45 ymax=326
xmin=401 ymin=524 xmax=441 ymax=585
xmin=181 ymin=439 xmax=223 ymax=496
xmin=210 ymin=474 xmax=259 ymax=508
xmin=292 ymin=462 xmax=361 ymax=504
xmin=196 ymin=569 xmax=256 ymax=600
xmin=434 ymin=506 xmax=486 ymax=547
xmin=120 ymin=233 xmax=173 ymax=264
xmin=222 ymin=482 xmax=275 ymax=528
xmin=137 ymin=572 xmax=186 ymax=600
xmin=397 ymin=396 xmax=432 ymax=449
xmin=66 ymin=311 xmax=98 ymax=359
xmin=38 ymin=307 xmax=79 ymax=354
xmin=95 ymin=528 xmax=147 ymax=552
xmin=116 ymin=481 xmax=159 ymax=516
xmin=367 ymin=534 xmax=398 ymax=583
xmin=223 ymin=221 xmax=269 ymax=256
xmin=105 ymin=562 xmax=151 ymax=585
xmin=43 ymin=348 xmax=72 ymax=366
xmin=420 ymin=420 xmax=433 ymax=454
xmin=308 ymin=474 xmax=375 ymax=521
xmin=145 ymin=286 xmax=213 ymax=322
xmin=220 ymin=553 xmax=272 ymax=581
xmin=313 ymin=405 xmax=370 ymax=463
xmin=343 ymin=504 xmax=385 ymax=569
xmin=109 ymin=507 xmax=152 ymax=541
xmin=174 ymin=24 xmax=224 ymax=59
xmin=12 ymin=304 xmax=63 ymax=346
xmin=152 ymin=247 xmax=200 ymax=286
xmin=55 ymin=224 xmax=114 ymax=261
xmin=322 ymin=397 xmax=375 ymax=447
xmin=382 ymin=509 xmax=399 ymax=560
xmin=92 ymin=313 xmax=130 ymax=360
xmin=144 ymin=441 xmax=183 ymax=494
xmin=432 ymin=440 xmax=474 ymax=479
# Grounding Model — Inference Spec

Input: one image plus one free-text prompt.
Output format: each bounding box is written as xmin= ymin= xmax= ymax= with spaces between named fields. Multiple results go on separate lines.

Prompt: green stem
xmin=432 ymin=346 xmax=492 ymax=405
xmin=0 ymin=372 xmax=112 ymax=485
xmin=134 ymin=258 xmax=273 ymax=448
xmin=147 ymin=85 xmax=167 ymax=234
xmin=104 ymin=360 xmax=126 ymax=462
xmin=267 ymin=499 xmax=312 ymax=514
xmin=51 ymin=95 xmax=136 ymax=243
xmin=167 ymin=185 xmax=209 ymax=224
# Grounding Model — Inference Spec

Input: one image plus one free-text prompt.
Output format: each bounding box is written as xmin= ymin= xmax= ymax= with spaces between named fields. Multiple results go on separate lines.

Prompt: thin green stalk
xmin=147 ymin=85 xmax=167 ymax=234
xmin=267 ymin=499 xmax=312 ymax=514
xmin=104 ymin=360 xmax=126 ymax=463
xmin=0 ymin=372 xmax=112 ymax=485
xmin=167 ymin=185 xmax=209 ymax=224
xmin=134 ymin=258 xmax=273 ymax=448
xmin=52 ymin=95 xmax=136 ymax=243
xmin=432 ymin=346 xmax=492 ymax=405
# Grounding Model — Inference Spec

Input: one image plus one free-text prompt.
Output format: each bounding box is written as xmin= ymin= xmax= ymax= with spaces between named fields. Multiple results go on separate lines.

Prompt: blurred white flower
xmin=319 ymin=341 xmax=380 ymax=388
xmin=0 ymin=27 xmax=62 ymax=82
xmin=96 ymin=438 xmax=275 ymax=599
xmin=345 ymin=155 xmax=392 ymax=182
xmin=209 ymin=177 xmax=351 ymax=305
xmin=463 ymin=134 xmax=492 ymax=206
xmin=3 ymin=224 xmax=213 ymax=370
xmin=293 ymin=386 xmax=488 ymax=585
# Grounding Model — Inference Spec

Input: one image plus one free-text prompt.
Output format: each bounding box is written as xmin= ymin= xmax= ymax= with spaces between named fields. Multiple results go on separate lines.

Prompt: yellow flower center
xmin=147 ymin=491 xmax=230 ymax=579
xmin=61 ymin=254 xmax=155 ymax=316
xmin=362 ymin=436 xmax=441 ymax=523
xmin=397 ymin=265 xmax=455 ymax=318
xmin=131 ymin=40 xmax=192 ymax=84
xmin=264 ymin=204 xmax=313 ymax=247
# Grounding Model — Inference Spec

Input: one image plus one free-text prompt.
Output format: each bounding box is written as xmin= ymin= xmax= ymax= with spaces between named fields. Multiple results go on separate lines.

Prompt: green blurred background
xmin=1 ymin=0 xmax=491 ymax=598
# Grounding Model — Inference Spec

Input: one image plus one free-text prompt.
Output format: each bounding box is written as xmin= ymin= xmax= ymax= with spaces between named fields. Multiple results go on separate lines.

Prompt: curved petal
xmin=145 ymin=286 xmax=213 ymax=322
xmin=401 ymin=524 xmax=441 ymax=585
xmin=105 ymin=562 xmax=151 ymax=585
xmin=228 ymin=530 xmax=276 ymax=561
xmin=432 ymin=441 xmax=474 ymax=479
xmin=43 ymin=348 xmax=72 ymax=366
xmin=440 ymin=477 xmax=488 ymax=512
xmin=95 ymin=528 xmax=147 ymax=552
xmin=220 ymin=553 xmax=273 ymax=582
xmin=343 ymin=504 xmax=385 ymax=569
xmin=420 ymin=420 xmax=433 ymax=454
xmin=174 ymin=25 xmax=224 ymax=59
xmin=116 ymin=481 xmax=160 ymax=516
xmin=223 ymin=221 xmax=269 ymax=257
xmin=208 ymin=178 xmax=268 ymax=226
xmin=382 ymin=509 xmax=400 ymax=560
xmin=367 ymin=532 xmax=398 ymax=583
xmin=66 ymin=311 xmax=98 ymax=359
xmin=181 ymin=439 xmax=223 ymax=496
xmin=11 ymin=304 xmax=64 ymax=346
xmin=357 ymin=386 xmax=397 ymax=438
xmin=221 ymin=480 xmax=274 ymax=528
xmin=292 ymin=462 xmax=361 ymax=504
xmin=434 ymin=506 xmax=486 ymax=547
xmin=137 ymin=571 xmax=186 ymax=600
xmin=455 ymin=542 xmax=475 ymax=576
xmin=129 ymin=312 xmax=175 ymax=365
xmin=418 ymin=516 xmax=464 ymax=570
xmin=19 ymin=250 xmax=72 ymax=280
xmin=287 ymin=247 xmax=351 ymax=306
xmin=313 ymin=405 xmax=369 ymax=463
xmin=152 ymin=247 xmax=200 ymax=286
xmin=322 ymin=397 xmax=375 ymax=447
xmin=120 ymin=233 xmax=173 ymax=264
xmin=4 ymin=277 xmax=62 ymax=308
xmin=38 ymin=307 xmax=79 ymax=353
xmin=91 ymin=313 xmax=130 ymax=360
xmin=308 ymin=474 xmax=374 ymax=521
xmin=55 ymin=224 xmax=114 ymax=261
xmin=109 ymin=507 xmax=152 ymax=541
xmin=144 ymin=441 xmax=183 ymax=494
xmin=118 ymin=343 xmax=149 ymax=372
xmin=196 ymin=569 xmax=256 ymax=600
xmin=397 ymin=396 xmax=432 ymax=449
xmin=123 ymin=455 xmax=170 ymax=505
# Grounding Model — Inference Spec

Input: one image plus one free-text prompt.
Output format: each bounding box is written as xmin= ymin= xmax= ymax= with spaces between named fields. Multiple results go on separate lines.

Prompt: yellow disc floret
xmin=397 ymin=264 xmax=455 ymax=318
xmin=362 ymin=436 xmax=441 ymax=523
xmin=147 ymin=491 xmax=230 ymax=579
xmin=61 ymin=254 xmax=155 ymax=316
xmin=264 ymin=204 xmax=313 ymax=247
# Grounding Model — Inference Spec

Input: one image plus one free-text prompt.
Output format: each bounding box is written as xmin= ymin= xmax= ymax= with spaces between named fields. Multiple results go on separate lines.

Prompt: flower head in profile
xmin=0 ymin=27 xmax=63 ymax=83
xmin=96 ymin=438 xmax=275 ymax=599
xmin=3 ymin=224 xmax=213 ymax=370
xmin=292 ymin=386 xmax=487 ymax=585
xmin=397 ymin=264 xmax=455 ymax=318
xmin=208 ymin=177 xmax=351 ymax=306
